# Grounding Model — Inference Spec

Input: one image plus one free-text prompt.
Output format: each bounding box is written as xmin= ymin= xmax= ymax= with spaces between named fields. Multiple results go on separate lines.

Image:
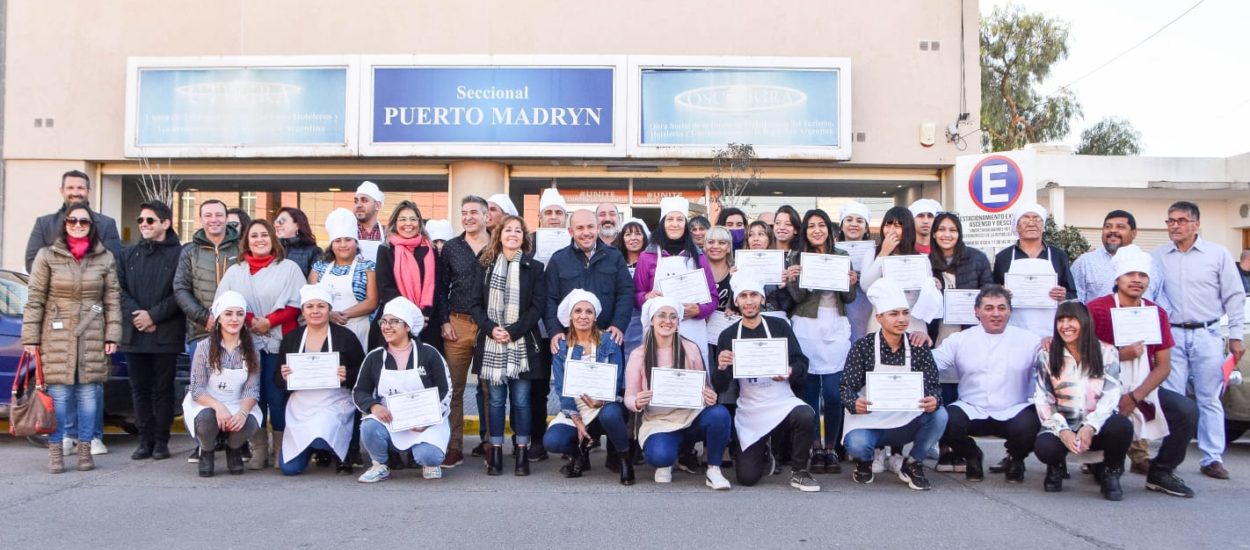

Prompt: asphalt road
xmin=1 ymin=434 xmax=1246 ymax=549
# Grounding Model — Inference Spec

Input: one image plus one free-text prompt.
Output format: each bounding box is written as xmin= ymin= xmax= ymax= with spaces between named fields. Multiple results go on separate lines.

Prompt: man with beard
xmin=486 ymin=194 xmax=518 ymax=232
xmin=1071 ymin=210 xmax=1162 ymax=303
xmin=596 ymin=202 xmax=620 ymax=246
xmin=354 ymin=181 xmax=386 ymax=263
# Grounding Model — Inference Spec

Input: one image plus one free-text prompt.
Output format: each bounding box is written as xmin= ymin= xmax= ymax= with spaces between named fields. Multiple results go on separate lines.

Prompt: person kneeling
xmin=353 ymin=297 xmax=452 ymax=483
xmin=712 ymin=274 xmax=819 ymax=492
xmin=182 ymin=292 xmax=262 ymax=477
xmin=841 ymin=279 xmax=947 ymax=490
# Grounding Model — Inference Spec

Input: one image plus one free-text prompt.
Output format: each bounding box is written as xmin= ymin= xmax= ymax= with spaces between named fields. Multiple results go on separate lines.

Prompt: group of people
xmin=20 ymin=171 xmax=1245 ymax=499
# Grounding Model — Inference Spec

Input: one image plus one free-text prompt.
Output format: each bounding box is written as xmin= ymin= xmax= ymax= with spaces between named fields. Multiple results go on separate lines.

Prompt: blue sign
xmin=640 ymin=68 xmax=840 ymax=147
xmin=136 ymin=68 xmax=347 ymax=146
xmin=967 ymin=155 xmax=1024 ymax=213
xmin=372 ymin=67 xmax=614 ymax=144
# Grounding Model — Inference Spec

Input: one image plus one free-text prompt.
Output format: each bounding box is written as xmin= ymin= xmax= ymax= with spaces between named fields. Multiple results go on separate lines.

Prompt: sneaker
xmin=935 ymin=451 xmax=958 ymax=473
xmin=871 ymin=449 xmax=886 ymax=474
xmin=705 ymin=465 xmax=731 ymax=490
xmin=899 ymin=458 xmax=931 ymax=491
xmin=654 ymin=466 xmax=673 ymax=483
xmin=63 ymin=438 xmax=77 ymax=455
xmin=952 ymin=455 xmax=967 ymax=473
xmin=442 ymin=448 xmax=464 ymax=468
xmin=529 ymin=443 xmax=550 ymax=462
xmin=854 ymin=460 xmax=874 ymax=484
xmin=886 ymin=453 xmax=905 ymax=475
xmin=1146 ymin=469 xmax=1195 ymax=498
xmin=790 ymin=469 xmax=821 ymax=492
xmin=187 ymin=447 xmax=200 ymax=463
xmin=809 ymin=448 xmax=826 ymax=474
xmin=422 ymin=466 xmax=443 ymax=480
xmin=357 ymin=462 xmax=391 ymax=483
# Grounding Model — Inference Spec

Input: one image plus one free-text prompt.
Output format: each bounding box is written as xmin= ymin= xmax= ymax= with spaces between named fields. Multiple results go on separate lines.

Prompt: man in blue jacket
xmin=545 ymin=209 xmax=634 ymax=351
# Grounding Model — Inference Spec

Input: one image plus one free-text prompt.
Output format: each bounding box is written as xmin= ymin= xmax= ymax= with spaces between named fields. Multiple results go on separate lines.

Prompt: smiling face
xmin=61 ymin=176 xmax=90 ymax=205
xmin=569 ymin=210 xmax=599 ymax=252
xmin=137 ymin=208 xmax=169 ymax=241
xmin=247 ymin=224 xmax=273 ymax=257
xmin=735 ymin=290 xmax=763 ymax=319
xmin=1056 ymin=315 xmax=1081 ymax=345
xmin=302 ymin=300 xmax=331 ymax=328
xmin=1102 ymin=216 xmax=1135 ymax=253
xmin=218 ymin=307 xmax=246 ymax=336
xmin=596 ymin=203 xmax=619 ymax=232
xmin=379 ymin=315 xmax=411 ymax=346
xmin=461 ymin=201 xmax=486 ymax=234
xmin=650 ymin=306 xmax=679 ymax=338
xmin=622 ymin=224 xmax=646 ymax=253
xmin=331 ymin=237 xmax=358 ymax=262
xmin=395 ymin=207 xmax=421 ymax=239
xmin=703 ymin=233 xmax=730 ymax=262
xmin=840 ymin=215 xmax=867 ymax=241
xmin=975 ymin=294 xmax=1011 ymax=334
xmin=664 ymin=212 xmax=687 ymax=241
xmin=747 ymin=224 xmax=771 ymax=250
xmin=876 ymin=308 xmax=911 ymax=338
xmin=499 ymin=219 xmax=525 ymax=252
xmin=934 ymin=217 xmax=959 ymax=253
xmin=570 ymin=301 xmax=598 ymax=334
xmin=806 ymin=217 xmax=829 ymax=249
xmin=273 ymin=211 xmax=298 ymax=239
xmin=773 ymin=213 xmax=795 ymax=245
xmin=64 ymin=207 xmax=92 ymax=239
xmin=200 ymin=202 xmax=227 ymax=238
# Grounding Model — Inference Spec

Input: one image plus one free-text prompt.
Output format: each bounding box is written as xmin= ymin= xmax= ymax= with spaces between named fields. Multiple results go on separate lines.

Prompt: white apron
xmin=357 ymin=223 xmax=384 ymax=263
xmin=549 ymin=342 xmax=607 ymax=429
xmin=1007 ymin=254 xmax=1059 ymax=338
xmin=792 ymin=305 xmax=852 ymax=375
xmin=182 ymin=367 xmax=264 ymax=439
xmin=363 ymin=353 xmax=451 ymax=453
xmin=733 ymin=320 xmax=808 ymax=450
xmin=842 ymin=332 xmax=922 ymax=442
xmin=321 ymin=258 xmax=371 ymax=350
xmin=1112 ymin=293 xmax=1170 ymax=440
xmin=281 ymin=330 xmax=356 ymax=463
xmin=656 ymin=255 xmax=710 ymax=366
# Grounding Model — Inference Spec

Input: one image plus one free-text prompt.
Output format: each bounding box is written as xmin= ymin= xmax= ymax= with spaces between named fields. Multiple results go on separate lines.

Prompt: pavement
xmin=2 ymin=433 xmax=1248 ymax=549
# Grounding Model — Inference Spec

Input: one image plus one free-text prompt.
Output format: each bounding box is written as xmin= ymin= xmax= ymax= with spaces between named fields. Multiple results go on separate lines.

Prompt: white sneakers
xmin=62 ymin=438 xmax=77 ymax=455
xmin=422 ymin=466 xmax=443 ymax=480
xmin=654 ymin=466 xmax=673 ymax=483
xmin=705 ymin=465 xmax=731 ymax=490
xmin=357 ymin=462 xmax=391 ymax=483
xmin=887 ymin=453 xmax=905 ymax=475
xmin=871 ymin=449 xmax=886 ymax=474
xmin=91 ymin=439 xmax=109 ymax=455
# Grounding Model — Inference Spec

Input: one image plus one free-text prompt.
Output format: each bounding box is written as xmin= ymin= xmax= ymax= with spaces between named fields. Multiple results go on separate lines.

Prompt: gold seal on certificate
xmin=562 ymin=359 xmax=619 ymax=402
xmin=385 ymin=387 xmax=443 ymax=432
xmin=285 ymin=352 xmax=341 ymax=391
xmin=648 ymin=368 xmax=705 ymax=410
xmin=534 ymin=228 xmax=571 ymax=265
xmin=1110 ymin=306 xmax=1163 ymax=346
xmin=731 ymin=338 xmax=789 ymax=379
xmin=866 ymin=371 xmax=924 ymax=412
xmin=658 ymin=269 xmax=713 ymax=305
xmin=941 ymin=289 xmax=980 ymax=326
xmin=1005 ymin=273 xmax=1059 ymax=308
xmin=734 ymin=250 xmax=785 ymax=285
xmin=882 ymin=255 xmax=932 ymax=290
xmin=799 ymin=252 xmax=851 ymax=292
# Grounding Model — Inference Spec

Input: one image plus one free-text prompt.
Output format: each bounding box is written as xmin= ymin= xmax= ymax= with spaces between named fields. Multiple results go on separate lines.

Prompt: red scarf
xmin=389 ymin=234 xmax=436 ymax=309
xmin=67 ymin=236 xmax=90 ymax=262
xmin=245 ymin=253 xmax=276 ymax=275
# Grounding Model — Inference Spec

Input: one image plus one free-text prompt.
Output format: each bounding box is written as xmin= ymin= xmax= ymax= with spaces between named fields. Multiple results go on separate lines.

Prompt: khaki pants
xmin=1128 ymin=438 xmax=1150 ymax=465
xmin=444 ymin=313 xmax=478 ymax=453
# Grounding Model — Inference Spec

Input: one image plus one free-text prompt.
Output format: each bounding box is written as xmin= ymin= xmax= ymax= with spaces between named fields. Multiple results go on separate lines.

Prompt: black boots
xmin=515 ymin=445 xmax=531 ymax=476
xmin=226 ymin=447 xmax=245 ymax=475
xmin=1100 ymin=465 xmax=1124 ymax=501
xmin=486 ymin=445 xmax=503 ymax=476
xmin=131 ymin=441 xmax=154 ymax=460
xmin=1044 ymin=464 xmax=1064 ymax=492
xmin=1004 ymin=458 xmax=1026 ymax=483
xmin=152 ymin=441 xmax=171 ymax=460
xmin=965 ymin=449 xmax=985 ymax=482
xmin=620 ymin=454 xmax=636 ymax=486
xmin=199 ymin=450 xmax=215 ymax=477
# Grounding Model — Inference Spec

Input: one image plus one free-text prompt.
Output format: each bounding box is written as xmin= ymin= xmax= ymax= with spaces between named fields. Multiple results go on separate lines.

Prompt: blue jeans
xmin=60 ymin=383 xmax=105 ymax=442
xmin=803 ymin=372 xmax=843 ymax=448
xmin=623 ymin=310 xmax=644 ymax=362
xmin=543 ymin=402 xmax=630 ymax=454
xmin=488 ymin=378 xmax=531 ymax=445
xmin=259 ymin=351 xmax=286 ymax=431
xmin=280 ymin=438 xmax=333 ymax=476
xmin=643 ymin=405 xmax=731 ymax=467
xmin=47 ymin=383 xmax=101 ymax=445
xmin=1165 ymin=325 xmax=1225 ymax=466
xmin=844 ymin=408 xmax=950 ymax=463
xmin=360 ymin=418 xmax=445 ymax=466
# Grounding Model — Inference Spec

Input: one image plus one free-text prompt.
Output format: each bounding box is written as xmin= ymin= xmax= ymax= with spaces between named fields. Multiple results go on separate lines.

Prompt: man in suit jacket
xmin=26 ymin=170 xmax=122 ymax=272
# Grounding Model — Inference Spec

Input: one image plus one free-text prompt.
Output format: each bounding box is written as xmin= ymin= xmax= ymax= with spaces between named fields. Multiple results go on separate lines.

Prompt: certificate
xmin=561 ymin=359 xmax=619 ymax=403
xmin=731 ymin=338 xmax=789 ymax=378
xmin=705 ymin=312 xmax=742 ymax=345
xmin=798 ymin=252 xmax=851 ymax=292
xmin=658 ymin=269 xmax=713 ymax=305
xmin=882 ymin=255 xmax=932 ymax=290
xmin=1110 ymin=306 xmax=1163 ymax=346
xmin=734 ymin=250 xmax=785 ymax=285
xmin=836 ymin=240 xmax=876 ymax=271
xmin=534 ymin=228 xmax=571 ymax=265
xmin=385 ymin=388 xmax=443 ymax=432
xmin=285 ymin=352 xmax=341 ymax=391
xmin=866 ymin=372 xmax=924 ymax=412
xmin=942 ymin=289 xmax=980 ymax=326
xmin=649 ymin=367 xmax=705 ymax=410
xmin=1005 ymin=273 xmax=1059 ymax=309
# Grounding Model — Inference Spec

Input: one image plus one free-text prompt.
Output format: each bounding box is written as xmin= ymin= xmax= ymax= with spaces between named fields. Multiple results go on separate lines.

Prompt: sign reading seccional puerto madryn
xmin=372 ymin=67 xmax=614 ymax=144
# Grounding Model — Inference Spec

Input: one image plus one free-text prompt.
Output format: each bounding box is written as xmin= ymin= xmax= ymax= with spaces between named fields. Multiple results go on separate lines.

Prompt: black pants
xmin=736 ymin=405 xmax=815 ymax=486
xmin=194 ymin=409 xmax=259 ymax=450
xmin=530 ymin=339 xmax=553 ymax=447
xmin=1034 ymin=414 xmax=1133 ymax=469
xmin=1152 ymin=388 xmax=1198 ymax=473
xmin=125 ymin=352 xmax=178 ymax=446
xmin=941 ymin=404 xmax=1041 ymax=461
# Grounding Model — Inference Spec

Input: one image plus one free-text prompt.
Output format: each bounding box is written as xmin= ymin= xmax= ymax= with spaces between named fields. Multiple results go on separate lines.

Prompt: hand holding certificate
xmin=649 ymin=368 xmax=705 ymax=409
xmin=1005 ymin=273 xmax=1059 ymax=308
xmin=286 ymin=352 xmax=341 ymax=391
xmin=705 ymin=312 xmax=742 ymax=345
xmin=1110 ymin=306 xmax=1163 ymax=346
xmin=385 ymin=388 xmax=443 ymax=432
xmin=882 ymin=255 xmax=932 ymax=290
xmin=534 ymin=228 xmax=571 ymax=264
xmin=562 ymin=359 xmax=619 ymax=403
xmin=658 ymin=269 xmax=713 ymax=305
xmin=799 ymin=252 xmax=851 ymax=292
xmin=942 ymin=289 xmax=980 ymax=326
xmin=731 ymin=338 xmax=789 ymax=379
xmin=734 ymin=250 xmax=785 ymax=285
xmin=866 ymin=372 xmax=924 ymax=412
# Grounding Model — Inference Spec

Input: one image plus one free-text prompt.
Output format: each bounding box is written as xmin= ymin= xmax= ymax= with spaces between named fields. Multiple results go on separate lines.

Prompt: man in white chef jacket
xmin=933 ymin=284 xmax=1042 ymax=483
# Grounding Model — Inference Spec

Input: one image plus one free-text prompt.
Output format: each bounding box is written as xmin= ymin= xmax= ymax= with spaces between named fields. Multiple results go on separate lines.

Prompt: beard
xmin=599 ymin=224 xmax=619 ymax=239
xmin=1104 ymin=240 xmax=1121 ymax=254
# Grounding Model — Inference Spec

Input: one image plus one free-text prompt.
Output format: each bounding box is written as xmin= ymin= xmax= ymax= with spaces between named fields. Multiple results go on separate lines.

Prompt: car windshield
xmin=0 ymin=270 xmax=29 ymax=316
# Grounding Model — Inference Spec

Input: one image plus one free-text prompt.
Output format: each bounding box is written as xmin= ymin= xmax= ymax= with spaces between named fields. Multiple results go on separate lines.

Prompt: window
xmin=180 ymin=192 xmax=196 ymax=240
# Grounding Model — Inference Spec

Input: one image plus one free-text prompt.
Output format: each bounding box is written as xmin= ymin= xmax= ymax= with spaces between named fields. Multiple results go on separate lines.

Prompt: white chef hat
xmin=641 ymin=296 xmax=683 ymax=330
xmin=557 ymin=289 xmax=602 ymax=328
xmin=839 ymin=201 xmax=872 ymax=225
xmin=299 ymin=284 xmax=333 ymax=307
xmin=866 ymin=279 xmax=910 ymax=314
xmin=324 ymin=208 xmax=357 ymax=242
xmin=908 ymin=198 xmax=942 ymax=218
xmin=382 ymin=296 xmax=424 ymax=336
xmin=730 ymin=271 xmax=765 ymax=301
xmin=658 ymin=197 xmax=689 ymax=221
xmin=356 ymin=181 xmax=384 ymax=205
xmin=212 ymin=290 xmax=248 ymax=318
xmin=1113 ymin=245 xmax=1153 ymax=280
xmin=487 ymin=194 xmax=519 ymax=217
xmin=425 ymin=219 xmax=454 ymax=242
xmin=620 ymin=217 xmax=650 ymax=238
xmin=539 ymin=188 xmax=567 ymax=212
xmin=1011 ymin=203 xmax=1049 ymax=236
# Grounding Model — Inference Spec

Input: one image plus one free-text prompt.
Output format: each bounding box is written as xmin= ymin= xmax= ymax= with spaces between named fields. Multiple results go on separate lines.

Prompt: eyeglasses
xmin=1164 ymin=218 xmax=1194 ymax=226
xmin=379 ymin=318 xmax=406 ymax=327
xmin=64 ymin=217 xmax=92 ymax=228
xmin=136 ymin=216 xmax=159 ymax=225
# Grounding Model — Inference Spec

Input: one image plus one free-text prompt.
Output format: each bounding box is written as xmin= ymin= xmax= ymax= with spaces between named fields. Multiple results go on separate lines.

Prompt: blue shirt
xmin=1152 ymin=236 xmax=1246 ymax=337
xmin=312 ymin=258 xmax=376 ymax=302
xmin=1070 ymin=246 xmax=1163 ymax=304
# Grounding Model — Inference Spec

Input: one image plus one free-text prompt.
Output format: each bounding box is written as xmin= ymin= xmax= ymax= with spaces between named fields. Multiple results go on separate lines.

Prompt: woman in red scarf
xmin=375 ymin=200 xmax=442 ymax=350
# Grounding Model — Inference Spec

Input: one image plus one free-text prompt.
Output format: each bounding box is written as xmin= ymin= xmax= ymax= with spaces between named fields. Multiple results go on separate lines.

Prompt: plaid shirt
xmin=358 ymin=222 xmax=383 ymax=242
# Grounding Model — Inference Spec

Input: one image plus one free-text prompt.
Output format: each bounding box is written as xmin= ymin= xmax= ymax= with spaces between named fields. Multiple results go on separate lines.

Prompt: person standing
xmin=992 ymin=204 xmax=1077 ymax=338
xmin=1237 ymin=250 xmax=1250 ymax=293
xmin=118 ymin=201 xmax=185 ymax=461
xmin=486 ymin=193 xmax=519 ymax=232
xmin=273 ymin=207 xmax=320 ymax=278
xmin=908 ymin=198 xmax=942 ymax=254
xmin=354 ymin=181 xmax=386 ymax=263
xmin=524 ymin=188 xmax=569 ymax=462
xmin=1070 ymin=210 xmax=1162 ymax=303
xmin=716 ymin=207 xmax=748 ymax=250
xmin=612 ymin=218 xmax=650 ymax=359
xmin=374 ymin=201 xmax=440 ymax=348
xmin=310 ymin=209 xmax=379 ymax=351
xmin=837 ymin=201 xmax=877 ymax=343
xmin=1152 ymin=201 xmax=1246 ymax=479
xmin=596 ymin=202 xmax=621 ymax=246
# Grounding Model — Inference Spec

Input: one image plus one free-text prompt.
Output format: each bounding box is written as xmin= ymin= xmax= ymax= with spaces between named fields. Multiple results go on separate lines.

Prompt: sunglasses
xmin=64 ymin=217 xmax=93 ymax=228
xmin=136 ymin=216 xmax=161 ymax=225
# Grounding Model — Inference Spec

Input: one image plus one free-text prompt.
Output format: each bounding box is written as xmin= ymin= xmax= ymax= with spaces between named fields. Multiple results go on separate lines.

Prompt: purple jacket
xmin=632 ymin=248 xmax=718 ymax=320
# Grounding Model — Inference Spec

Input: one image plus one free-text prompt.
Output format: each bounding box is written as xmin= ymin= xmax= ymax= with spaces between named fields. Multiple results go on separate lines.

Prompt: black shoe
xmin=605 ymin=446 xmax=621 ymax=473
xmin=935 ymin=451 xmax=957 ymax=472
xmin=198 ymin=450 xmax=215 ymax=477
xmin=899 ymin=458 xmax=931 ymax=491
xmin=1146 ymin=468 xmax=1195 ymax=498
xmin=1059 ymin=461 xmax=1071 ymax=479
xmin=486 ymin=446 xmax=503 ymax=476
xmin=515 ymin=445 xmax=531 ymax=476
xmin=853 ymin=460 xmax=874 ymax=484
xmin=965 ymin=450 xmax=985 ymax=482
xmin=824 ymin=451 xmax=841 ymax=474
xmin=152 ymin=442 xmax=171 ymax=460
xmin=619 ymin=455 xmax=636 ymax=486
xmin=1100 ymin=465 xmax=1124 ymax=501
xmin=1090 ymin=462 xmax=1106 ymax=484
xmin=313 ymin=450 xmax=333 ymax=467
xmin=471 ymin=441 xmax=486 ymax=458
xmin=1044 ymin=464 xmax=1064 ymax=492
xmin=1004 ymin=458 xmax=1026 ymax=483
xmin=676 ymin=451 xmax=701 ymax=474
xmin=809 ymin=449 xmax=827 ymax=474
xmin=226 ymin=447 xmax=245 ymax=475
xmin=131 ymin=442 xmax=154 ymax=460
xmin=577 ymin=440 xmax=592 ymax=473
xmin=529 ymin=442 xmax=550 ymax=462
xmin=988 ymin=456 xmax=1010 ymax=474
xmin=187 ymin=446 xmax=201 ymax=464
xmin=630 ymin=439 xmax=645 ymax=465
xmin=562 ymin=456 xmax=584 ymax=478
xmin=335 ymin=457 xmax=354 ymax=475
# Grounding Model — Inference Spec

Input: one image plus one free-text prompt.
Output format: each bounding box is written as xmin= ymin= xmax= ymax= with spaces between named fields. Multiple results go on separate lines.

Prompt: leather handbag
xmin=9 ymin=351 xmax=57 ymax=437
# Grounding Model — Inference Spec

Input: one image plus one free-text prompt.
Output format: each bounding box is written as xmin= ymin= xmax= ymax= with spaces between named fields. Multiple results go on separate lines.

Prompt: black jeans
xmin=193 ymin=409 xmax=259 ymax=450
xmin=1152 ymin=388 xmax=1198 ymax=473
xmin=530 ymin=339 xmax=553 ymax=447
xmin=736 ymin=405 xmax=815 ymax=486
xmin=1034 ymin=414 xmax=1134 ymax=469
xmin=125 ymin=352 xmax=178 ymax=446
xmin=941 ymin=404 xmax=1041 ymax=461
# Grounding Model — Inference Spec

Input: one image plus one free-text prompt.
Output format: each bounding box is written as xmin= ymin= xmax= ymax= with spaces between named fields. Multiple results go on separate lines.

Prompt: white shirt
xmin=932 ymin=324 xmax=1041 ymax=421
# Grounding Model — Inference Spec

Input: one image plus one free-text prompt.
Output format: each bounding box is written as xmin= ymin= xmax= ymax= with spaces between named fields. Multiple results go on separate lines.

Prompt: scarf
xmin=389 ymin=234 xmax=436 ymax=309
xmin=245 ymin=253 xmax=275 ymax=275
xmin=67 ymin=236 xmax=90 ymax=262
xmin=481 ymin=252 xmax=528 ymax=384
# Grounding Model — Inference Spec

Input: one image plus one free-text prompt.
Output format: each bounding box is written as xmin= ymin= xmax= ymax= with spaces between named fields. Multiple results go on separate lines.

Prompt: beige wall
xmin=3 ymin=160 xmax=94 ymax=270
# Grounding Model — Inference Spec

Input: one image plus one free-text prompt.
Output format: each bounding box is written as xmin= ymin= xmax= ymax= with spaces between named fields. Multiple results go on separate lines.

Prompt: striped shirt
xmin=312 ymin=258 xmax=376 ymax=302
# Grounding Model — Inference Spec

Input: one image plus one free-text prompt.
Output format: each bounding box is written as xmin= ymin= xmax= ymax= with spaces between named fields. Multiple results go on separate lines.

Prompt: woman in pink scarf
xmin=375 ymin=200 xmax=441 ymax=349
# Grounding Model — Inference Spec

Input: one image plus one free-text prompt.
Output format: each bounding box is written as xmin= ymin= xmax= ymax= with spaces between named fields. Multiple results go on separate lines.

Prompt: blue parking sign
xmin=967 ymin=155 xmax=1023 ymax=213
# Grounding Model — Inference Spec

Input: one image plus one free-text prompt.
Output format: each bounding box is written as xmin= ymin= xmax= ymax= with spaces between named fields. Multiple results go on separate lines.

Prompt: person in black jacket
xmin=469 ymin=215 xmax=547 ymax=476
xmin=374 ymin=200 xmax=441 ymax=351
xmin=273 ymin=207 xmax=319 ymax=278
xmin=119 ymin=200 xmax=185 ymax=461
